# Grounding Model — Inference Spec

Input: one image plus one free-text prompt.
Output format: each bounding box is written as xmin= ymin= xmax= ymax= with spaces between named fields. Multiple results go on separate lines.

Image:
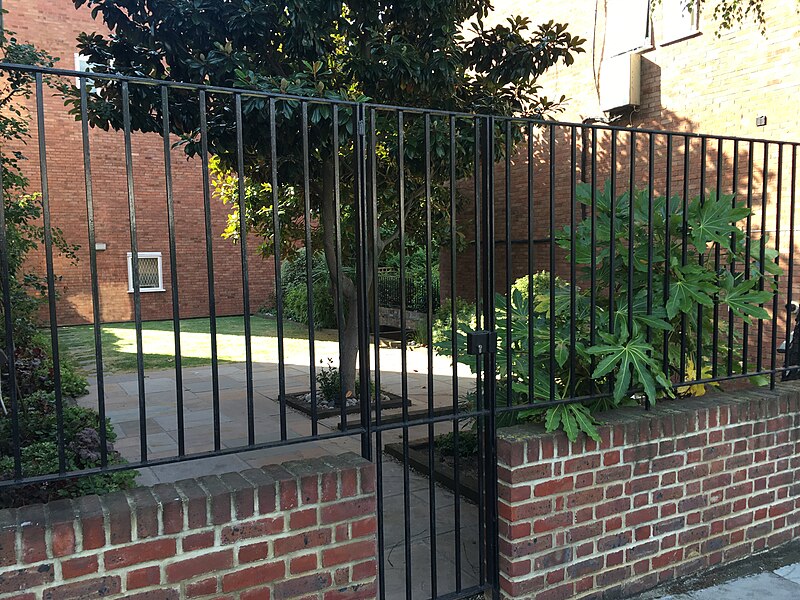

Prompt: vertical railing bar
xmin=474 ymin=115 xmax=486 ymax=588
xmin=505 ymin=119 xmax=513 ymax=408
xmin=679 ymin=136 xmax=690 ymax=384
xmin=397 ymin=110 xmax=413 ymax=600
xmin=121 ymin=80 xmax=147 ymax=463
xmin=199 ymin=89 xmax=221 ymax=451
xmin=697 ymin=136 xmax=707 ymax=383
xmin=527 ymin=123 xmax=535 ymax=405
xmin=712 ymin=138 xmax=723 ymax=379
xmin=609 ymin=129 xmax=618 ymax=398
xmin=299 ymin=103 xmax=317 ymax=435
xmin=235 ymin=94 xmax=255 ymax=446
xmin=81 ymin=79 xmax=108 ymax=466
xmin=728 ymin=140 xmax=740 ymax=376
xmin=423 ymin=112 xmax=438 ymax=599
xmin=483 ymin=115 xmax=500 ymax=598
xmin=785 ymin=145 xmax=797 ymax=378
xmin=770 ymin=143 xmax=782 ymax=388
xmin=645 ymin=132 xmax=654 ymax=410
xmin=663 ymin=135 xmax=673 ymax=377
xmin=548 ymin=124 xmax=556 ymax=402
xmin=743 ymin=141 xmax=755 ymax=372
xmin=367 ymin=107 xmax=386 ymax=599
xmin=757 ymin=142 xmax=769 ymax=373
xmin=354 ymin=104 xmax=372 ymax=460
xmin=590 ymin=128 xmax=597 ymax=392
xmin=0 ymin=101 xmax=21 ymax=480
xmin=368 ymin=108 xmax=380 ymax=430
xmin=569 ymin=126 xmax=577 ymax=399
xmin=449 ymin=114 xmax=463 ymax=593
xmin=332 ymin=104 xmax=347 ymax=432
xmin=627 ymin=131 xmax=635 ymax=341
xmin=268 ymin=97 xmax=287 ymax=440
xmin=38 ymin=75 xmax=67 ymax=473
xmin=161 ymin=86 xmax=185 ymax=456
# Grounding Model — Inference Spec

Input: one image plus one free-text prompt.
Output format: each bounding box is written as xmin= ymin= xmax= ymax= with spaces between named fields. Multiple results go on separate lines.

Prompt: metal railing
xmin=0 ymin=61 xmax=799 ymax=599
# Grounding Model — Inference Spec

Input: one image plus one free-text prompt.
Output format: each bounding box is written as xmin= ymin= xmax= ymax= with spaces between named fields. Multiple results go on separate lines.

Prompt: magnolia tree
xmin=68 ymin=0 xmax=585 ymax=399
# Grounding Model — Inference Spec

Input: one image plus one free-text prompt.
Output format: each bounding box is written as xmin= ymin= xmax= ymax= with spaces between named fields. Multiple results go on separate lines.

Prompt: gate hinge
xmin=357 ymin=119 xmax=366 ymax=136
xmin=466 ymin=331 xmax=496 ymax=356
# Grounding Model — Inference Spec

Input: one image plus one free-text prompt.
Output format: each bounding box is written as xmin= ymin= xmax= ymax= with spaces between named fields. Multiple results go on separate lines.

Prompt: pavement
xmin=632 ymin=541 xmax=800 ymax=600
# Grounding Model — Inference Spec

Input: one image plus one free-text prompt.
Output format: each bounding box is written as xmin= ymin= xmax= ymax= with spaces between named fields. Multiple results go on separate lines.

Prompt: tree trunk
xmin=319 ymin=158 xmax=360 ymax=402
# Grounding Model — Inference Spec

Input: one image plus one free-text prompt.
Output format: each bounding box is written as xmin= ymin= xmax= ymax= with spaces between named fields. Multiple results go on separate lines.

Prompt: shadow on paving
xmin=631 ymin=541 xmax=800 ymax=600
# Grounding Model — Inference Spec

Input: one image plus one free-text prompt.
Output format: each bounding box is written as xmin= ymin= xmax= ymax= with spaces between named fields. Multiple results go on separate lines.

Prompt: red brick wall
xmin=496 ymin=382 xmax=800 ymax=599
xmin=0 ymin=453 xmax=377 ymax=600
xmin=441 ymin=1 xmax=800 ymax=367
xmin=5 ymin=0 xmax=275 ymax=325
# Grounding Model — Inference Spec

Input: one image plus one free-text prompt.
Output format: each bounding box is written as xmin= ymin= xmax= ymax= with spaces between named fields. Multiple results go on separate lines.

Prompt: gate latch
xmin=466 ymin=331 xmax=496 ymax=356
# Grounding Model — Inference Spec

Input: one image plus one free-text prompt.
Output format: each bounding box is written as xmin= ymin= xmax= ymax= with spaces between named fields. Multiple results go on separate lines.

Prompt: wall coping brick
xmin=0 ymin=452 xmax=378 ymax=600
xmin=496 ymin=381 xmax=800 ymax=600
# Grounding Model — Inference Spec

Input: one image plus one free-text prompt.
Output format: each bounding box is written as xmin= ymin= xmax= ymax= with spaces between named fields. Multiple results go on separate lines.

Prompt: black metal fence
xmin=1 ymin=62 xmax=799 ymax=599
xmin=376 ymin=268 xmax=441 ymax=313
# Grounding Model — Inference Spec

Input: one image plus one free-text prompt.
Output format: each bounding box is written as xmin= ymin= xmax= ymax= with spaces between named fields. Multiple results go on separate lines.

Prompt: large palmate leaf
xmin=538 ymin=403 xmax=601 ymax=442
xmin=587 ymin=333 xmax=671 ymax=404
xmin=665 ymin=264 xmax=717 ymax=319
xmin=687 ymin=192 xmax=751 ymax=251
xmin=719 ymin=275 xmax=773 ymax=323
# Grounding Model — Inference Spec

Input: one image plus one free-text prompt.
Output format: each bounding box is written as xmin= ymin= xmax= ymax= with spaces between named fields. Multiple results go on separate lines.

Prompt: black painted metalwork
xmin=0 ymin=63 xmax=798 ymax=600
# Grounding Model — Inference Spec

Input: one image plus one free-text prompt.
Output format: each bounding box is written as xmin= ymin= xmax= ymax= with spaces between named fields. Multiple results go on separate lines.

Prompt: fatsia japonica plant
xmin=437 ymin=181 xmax=780 ymax=442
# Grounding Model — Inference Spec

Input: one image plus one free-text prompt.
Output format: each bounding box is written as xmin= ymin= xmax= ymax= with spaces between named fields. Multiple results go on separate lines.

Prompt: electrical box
xmin=600 ymin=53 xmax=642 ymax=113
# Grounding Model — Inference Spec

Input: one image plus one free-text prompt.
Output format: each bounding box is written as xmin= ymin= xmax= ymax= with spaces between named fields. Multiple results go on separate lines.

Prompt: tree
xmin=665 ymin=1 xmax=783 ymax=34
xmin=68 ymin=0 xmax=584 ymax=399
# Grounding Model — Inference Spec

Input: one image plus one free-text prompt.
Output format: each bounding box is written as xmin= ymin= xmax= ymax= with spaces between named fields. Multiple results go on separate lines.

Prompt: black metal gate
xmin=352 ymin=109 xmax=502 ymax=600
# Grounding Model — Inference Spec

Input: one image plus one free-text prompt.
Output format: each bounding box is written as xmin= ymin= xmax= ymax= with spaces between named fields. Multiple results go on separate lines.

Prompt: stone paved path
xmin=632 ymin=542 xmax=800 ymax=600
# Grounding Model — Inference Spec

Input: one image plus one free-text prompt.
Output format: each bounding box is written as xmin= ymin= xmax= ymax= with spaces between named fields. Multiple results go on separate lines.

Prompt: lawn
xmin=58 ymin=315 xmax=340 ymax=374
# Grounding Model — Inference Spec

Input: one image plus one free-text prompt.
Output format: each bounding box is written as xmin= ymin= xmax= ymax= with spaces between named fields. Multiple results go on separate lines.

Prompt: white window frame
xmin=660 ymin=0 xmax=700 ymax=46
xmin=606 ymin=0 xmax=653 ymax=57
xmin=127 ymin=252 xmax=165 ymax=293
xmin=74 ymin=53 xmax=96 ymax=90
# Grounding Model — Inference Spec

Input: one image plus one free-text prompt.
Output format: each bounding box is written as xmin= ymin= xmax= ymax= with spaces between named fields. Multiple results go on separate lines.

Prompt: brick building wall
xmin=5 ymin=0 xmax=275 ymax=325
xmin=0 ymin=454 xmax=378 ymax=600
xmin=496 ymin=381 xmax=800 ymax=599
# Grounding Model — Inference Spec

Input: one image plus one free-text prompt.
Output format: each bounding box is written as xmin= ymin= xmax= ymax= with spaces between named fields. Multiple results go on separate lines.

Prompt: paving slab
xmin=631 ymin=543 xmax=800 ymax=600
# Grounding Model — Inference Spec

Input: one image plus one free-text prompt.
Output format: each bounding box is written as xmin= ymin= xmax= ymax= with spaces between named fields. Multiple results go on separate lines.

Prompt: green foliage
xmin=0 ymin=391 xmax=136 ymax=508
xmin=316 ymin=357 xmax=344 ymax=404
xmin=430 ymin=297 xmax=478 ymax=346
xmin=68 ymin=0 xmax=585 ymax=395
xmin=437 ymin=182 xmax=779 ymax=443
xmin=0 ymin=29 xmax=79 ymax=355
xmin=435 ymin=430 xmax=479 ymax=459
xmin=280 ymin=248 xmax=337 ymax=329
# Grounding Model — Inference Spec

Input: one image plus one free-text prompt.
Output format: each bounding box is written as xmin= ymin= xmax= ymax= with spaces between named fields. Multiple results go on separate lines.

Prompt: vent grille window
xmin=127 ymin=252 xmax=165 ymax=292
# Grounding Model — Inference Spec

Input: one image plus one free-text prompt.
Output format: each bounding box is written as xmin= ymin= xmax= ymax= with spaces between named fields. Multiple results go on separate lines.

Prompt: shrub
xmin=435 ymin=430 xmax=479 ymax=458
xmin=0 ymin=391 xmax=136 ymax=508
xmin=437 ymin=182 xmax=779 ymax=442
xmin=280 ymin=248 xmax=337 ymax=329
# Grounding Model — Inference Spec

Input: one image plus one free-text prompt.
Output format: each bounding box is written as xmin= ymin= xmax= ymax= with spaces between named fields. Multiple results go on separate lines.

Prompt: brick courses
xmin=5 ymin=0 xmax=275 ymax=325
xmin=496 ymin=381 xmax=800 ymax=599
xmin=0 ymin=453 xmax=378 ymax=600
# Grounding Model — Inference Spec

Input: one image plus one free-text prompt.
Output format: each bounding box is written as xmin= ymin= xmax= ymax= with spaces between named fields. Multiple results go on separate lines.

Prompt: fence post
xmin=353 ymin=103 xmax=373 ymax=461
xmin=481 ymin=115 xmax=500 ymax=599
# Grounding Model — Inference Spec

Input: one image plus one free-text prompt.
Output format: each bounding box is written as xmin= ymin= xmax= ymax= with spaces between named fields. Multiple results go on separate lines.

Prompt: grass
xmin=58 ymin=315 xmax=340 ymax=374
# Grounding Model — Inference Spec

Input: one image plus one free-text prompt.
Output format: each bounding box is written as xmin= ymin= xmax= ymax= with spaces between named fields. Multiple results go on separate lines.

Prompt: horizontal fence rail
xmin=1 ymin=62 xmax=799 ymax=600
